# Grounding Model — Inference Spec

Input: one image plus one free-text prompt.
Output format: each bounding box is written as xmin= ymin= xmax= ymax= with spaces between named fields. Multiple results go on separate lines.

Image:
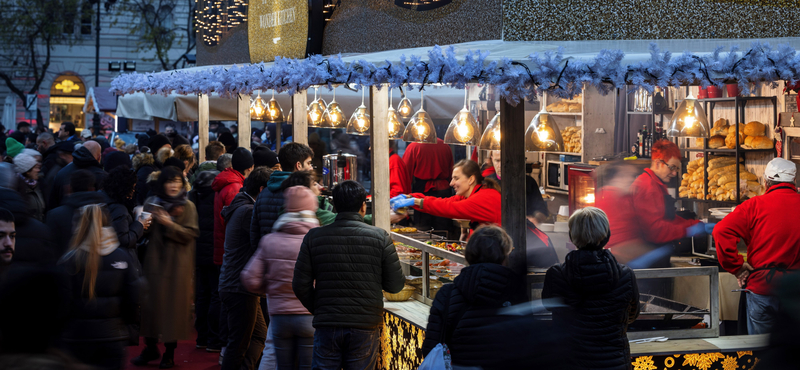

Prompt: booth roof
xmin=112 ymin=38 xmax=800 ymax=103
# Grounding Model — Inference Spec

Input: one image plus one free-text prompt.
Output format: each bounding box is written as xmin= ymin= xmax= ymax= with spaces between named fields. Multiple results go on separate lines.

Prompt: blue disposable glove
xmin=704 ymin=222 xmax=716 ymax=235
xmin=389 ymin=194 xmax=408 ymax=204
xmin=391 ymin=198 xmax=416 ymax=212
xmin=685 ymin=222 xmax=706 ymax=238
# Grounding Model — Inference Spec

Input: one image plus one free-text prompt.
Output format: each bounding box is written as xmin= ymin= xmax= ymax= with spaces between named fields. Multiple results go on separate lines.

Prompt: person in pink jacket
xmin=241 ymin=185 xmax=319 ymax=370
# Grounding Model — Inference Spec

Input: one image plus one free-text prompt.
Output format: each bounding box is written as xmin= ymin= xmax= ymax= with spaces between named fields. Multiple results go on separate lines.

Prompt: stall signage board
xmin=248 ymin=0 xmax=308 ymax=63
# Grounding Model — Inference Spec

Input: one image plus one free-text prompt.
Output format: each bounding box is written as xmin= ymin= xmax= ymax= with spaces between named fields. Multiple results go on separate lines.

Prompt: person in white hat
xmin=12 ymin=153 xmax=45 ymax=221
xmin=713 ymin=157 xmax=800 ymax=335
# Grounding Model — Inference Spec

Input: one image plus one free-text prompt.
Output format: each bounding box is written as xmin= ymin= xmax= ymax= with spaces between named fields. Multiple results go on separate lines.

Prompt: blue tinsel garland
xmin=110 ymin=42 xmax=800 ymax=104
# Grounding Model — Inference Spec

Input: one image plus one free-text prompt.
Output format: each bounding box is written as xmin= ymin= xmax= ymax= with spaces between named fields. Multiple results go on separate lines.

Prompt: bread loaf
xmin=711 ymin=118 xmax=729 ymax=136
xmin=708 ymin=157 xmax=737 ymax=169
xmin=728 ymin=123 xmax=745 ymax=135
xmin=708 ymin=135 xmax=726 ymax=149
xmin=744 ymin=121 xmax=766 ymax=136
xmin=726 ymin=131 xmax=744 ymax=149
xmin=717 ymin=171 xmax=758 ymax=186
xmin=747 ymin=136 xmax=773 ymax=149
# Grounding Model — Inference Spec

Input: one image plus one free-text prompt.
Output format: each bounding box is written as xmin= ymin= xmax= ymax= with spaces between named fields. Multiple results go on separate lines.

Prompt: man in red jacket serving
xmin=714 ymin=157 xmax=800 ymax=335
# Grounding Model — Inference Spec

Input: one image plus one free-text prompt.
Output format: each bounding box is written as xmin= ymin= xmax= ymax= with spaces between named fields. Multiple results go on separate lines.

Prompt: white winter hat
xmin=13 ymin=153 xmax=37 ymax=174
xmin=20 ymin=148 xmax=41 ymax=158
xmin=765 ymin=157 xmax=796 ymax=182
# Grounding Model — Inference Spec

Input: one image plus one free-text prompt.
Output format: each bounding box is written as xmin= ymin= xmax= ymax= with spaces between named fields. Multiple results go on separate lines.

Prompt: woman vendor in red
xmin=391 ymin=159 xmax=501 ymax=227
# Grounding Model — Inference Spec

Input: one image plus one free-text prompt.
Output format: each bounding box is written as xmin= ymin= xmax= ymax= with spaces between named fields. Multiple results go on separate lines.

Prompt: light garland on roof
xmin=111 ymin=42 xmax=800 ymax=104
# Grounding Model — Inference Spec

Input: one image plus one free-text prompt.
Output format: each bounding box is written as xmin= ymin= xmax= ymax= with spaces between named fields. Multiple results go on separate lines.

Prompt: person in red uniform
xmin=714 ymin=158 xmax=800 ymax=335
xmin=403 ymin=138 xmax=454 ymax=231
xmin=389 ymin=140 xmax=410 ymax=198
xmin=595 ymin=161 xmax=649 ymax=263
xmin=631 ymin=140 xmax=704 ymax=246
xmin=391 ymin=159 xmax=501 ymax=228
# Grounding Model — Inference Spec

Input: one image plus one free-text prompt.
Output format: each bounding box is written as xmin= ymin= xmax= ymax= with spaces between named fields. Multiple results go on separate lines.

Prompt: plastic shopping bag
xmin=418 ymin=343 xmax=452 ymax=370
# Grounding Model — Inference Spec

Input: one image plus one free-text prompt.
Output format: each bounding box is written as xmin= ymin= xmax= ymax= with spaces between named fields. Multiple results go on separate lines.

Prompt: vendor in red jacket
xmin=713 ymin=158 xmax=800 ymax=335
xmin=389 ymin=140 xmax=411 ymax=198
xmin=391 ymin=159 xmax=501 ymax=227
xmin=595 ymin=161 xmax=649 ymax=263
xmin=631 ymin=140 xmax=704 ymax=246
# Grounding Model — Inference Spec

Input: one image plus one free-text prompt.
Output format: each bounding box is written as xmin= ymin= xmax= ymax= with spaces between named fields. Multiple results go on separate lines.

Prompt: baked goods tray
xmin=391 ymin=232 xmax=467 ymax=265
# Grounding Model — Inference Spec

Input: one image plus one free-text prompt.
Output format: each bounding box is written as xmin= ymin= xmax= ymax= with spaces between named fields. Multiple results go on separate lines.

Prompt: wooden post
xmin=292 ymin=91 xmax=308 ymax=146
xmin=370 ymin=85 xmax=390 ymax=231
xmin=237 ymin=93 xmax=251 ymax=150
xmin=500 ymin=98 xmax=526 ymax=258
xmin=198 ymin=93 xmax=209 ymax=160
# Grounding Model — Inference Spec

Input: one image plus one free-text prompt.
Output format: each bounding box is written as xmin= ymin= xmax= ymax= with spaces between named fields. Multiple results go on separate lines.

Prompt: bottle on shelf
xmin=637 ymin=128 xmax=644 ymax=157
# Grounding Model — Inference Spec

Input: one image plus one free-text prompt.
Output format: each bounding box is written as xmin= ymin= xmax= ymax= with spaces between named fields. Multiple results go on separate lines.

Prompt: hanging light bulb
xmin=323 ymin=87 xmax=345 ymax=128
xmin=444 ymin=87 xmax=480 ymax=145
xmin=667 ymin=93 xmax=710 ymax=138
xmin=264 ymin=91 xmax=284 ymax=123
xmin=525 ymin=108 xmax=564 ymax=152
xmin=346 ymin=89 xmax=371 ymax=135
xmin=387 ymin=89 xmax=405 ymax=139
xmin=397 ymin=93 xmax=413 ymax=119
xmin=307 ymin=87 xmax=325 ymax=127
xmin=402 ymin=89 xmax=436 ymax=144
xmin=479 ymin=113 xmax=502 ymax=151
xmin=250 ymin=92 xmax=266 ymax=120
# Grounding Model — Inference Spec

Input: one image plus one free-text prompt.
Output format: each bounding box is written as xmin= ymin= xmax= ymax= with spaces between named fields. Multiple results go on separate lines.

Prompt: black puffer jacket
xmin=188 ymin=170 xmax=219 ymax=267
xmin=133 ymin=153 xmax=156 ymax=206
xmin=250 ymin=171 xmax=290 ymax=249
xmin=292 ymin=212 xmax=404 ymax=329
xmin=542 ymin=249 xmax=640 ymax=370
xmin=46 ymin=191 xmax=108 ymax=259
xmin=61 ymin=246 xmax=140 ymax=343
xmin=218 ymin=191 xmax=261 ymax=296
xmin=101 ymin=191 xmax=144 ymax=271
xmin=422 ymin=264 xmax=537 ymax=369
xmin=0 ymin=188 xmax=56 ymax=266
xmin=48 ymin=146 xmax=107 ymax=209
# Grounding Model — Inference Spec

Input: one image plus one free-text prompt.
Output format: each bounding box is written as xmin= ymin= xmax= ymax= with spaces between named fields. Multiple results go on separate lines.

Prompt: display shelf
xmin=679 ymin=148 xmax=776 ymax=154
xmin=549 ymin=112 xmax=583 ymax=116
xmin=698 ymin=96 xmax=776 ymax=103
xmin=677 ymin=198 xmax=739 ymax=206
xmin=626 ymin=111 xmax=656 ymax=115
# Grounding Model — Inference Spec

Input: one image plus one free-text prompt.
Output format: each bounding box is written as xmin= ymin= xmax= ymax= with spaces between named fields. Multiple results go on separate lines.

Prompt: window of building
xmin=49 ymin=73 xmax=87 ymax=132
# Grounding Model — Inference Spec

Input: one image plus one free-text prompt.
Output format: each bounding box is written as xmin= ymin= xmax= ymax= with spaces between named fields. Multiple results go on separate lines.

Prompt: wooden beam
xmin=237 ymin=93 xmax=251 ymax=150
xmin=500 ymin=98 xmax=526 ymax=258
xmin=292 ymin=91 xmax=308 ymax=146
xmin=198 ymin=94 xmax=209 ymax=160
xmin=370 ymin=85 xmax=390 ymax=231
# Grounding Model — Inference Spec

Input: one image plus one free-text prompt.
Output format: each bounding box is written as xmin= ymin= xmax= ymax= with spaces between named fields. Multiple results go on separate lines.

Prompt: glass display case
xmin=391 ymin=230 xmax=467 ymax=305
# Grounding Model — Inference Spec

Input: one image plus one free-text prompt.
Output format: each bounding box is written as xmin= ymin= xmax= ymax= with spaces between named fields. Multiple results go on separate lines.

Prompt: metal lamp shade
xmin=444 ymin=108 xmax=480 ymax=146
xmin=402 ymin=108 xmax=436 ymax=143
xmin=387 ymin=107 xmax=405 ymax=139
xmin=346 ymin=105 xmax=371 ymax=135
xmin=478 ymin=113 xmax=502 ymax=151
xmin=525 ymin=110 xmax=564 ymax=152
xmin=667 ymin=95 xmax=710 ymax=138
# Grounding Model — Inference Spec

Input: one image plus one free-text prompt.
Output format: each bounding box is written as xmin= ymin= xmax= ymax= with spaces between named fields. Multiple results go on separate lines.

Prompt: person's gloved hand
xmin=389 ymin=194 xmax=408 ymax=204
xmin=391 ymin=197 xmax=416 ymax=212
xmin=685 ymin=222 xmax=707 ymax=238
xmin=704 ymin=222 xmax=716 ymax=235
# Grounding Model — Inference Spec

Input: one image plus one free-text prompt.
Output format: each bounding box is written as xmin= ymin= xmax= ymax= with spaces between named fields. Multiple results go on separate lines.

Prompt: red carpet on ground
xmin=125 ymin=336 xmax=220 ymax=370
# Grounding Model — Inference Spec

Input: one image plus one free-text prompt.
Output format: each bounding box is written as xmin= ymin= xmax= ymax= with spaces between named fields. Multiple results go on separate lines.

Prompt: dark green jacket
xmin=292 ymin=212 xmax=404 ymax=329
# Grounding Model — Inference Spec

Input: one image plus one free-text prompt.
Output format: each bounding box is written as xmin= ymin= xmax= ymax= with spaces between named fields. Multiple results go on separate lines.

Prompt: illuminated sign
xmin=248 ymin=0 xmax=308 ymax=63
xmin=55 ymin=80 xmax=80 ymax=94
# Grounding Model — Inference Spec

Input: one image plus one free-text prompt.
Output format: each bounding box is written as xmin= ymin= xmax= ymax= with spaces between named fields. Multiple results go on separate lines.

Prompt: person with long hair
xmin=391 ymin=159 xmax=501 ymax=228
xmin=60 ymin=204 xmax=141 ymax=370
xmin=132 ymin=166 xmax=198 ymax=368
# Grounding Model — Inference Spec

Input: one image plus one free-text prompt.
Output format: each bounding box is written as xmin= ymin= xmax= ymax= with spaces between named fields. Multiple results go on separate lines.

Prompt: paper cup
xmin=141 ymin=212 xmax=152 ymax=222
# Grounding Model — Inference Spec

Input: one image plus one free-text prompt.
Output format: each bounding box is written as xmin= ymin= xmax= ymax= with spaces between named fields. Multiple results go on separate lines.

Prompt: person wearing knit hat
xmin=231 ymin=147 xmax=254 ymax=176
xmin=163 ymin=157 xmax=186 ymax=172
xmin=20 ymin=148 xmax=42 ymax=160
xmin=218 ymin=132 xmax=237 ymax=154
xmin=13 ymin=153 xmax=46 ymax=221
xmin=5 ymin=137 xmax=23 ymax=158
xmin=252 ymin=145 xmax=279 ymax=169
xmin=137 ymin=133 xmax=150 ymax=150
xmin=148 ymin=134 xmax=171 ymax=153
xmin=13 ymin=153 xmax=37 ymax=175
xmin=103 ymin=150 xmax=133 ymax=173
xmin=171 ymin=134 xmax=190 ymax=148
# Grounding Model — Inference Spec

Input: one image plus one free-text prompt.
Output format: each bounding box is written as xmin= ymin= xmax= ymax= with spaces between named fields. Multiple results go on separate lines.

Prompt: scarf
xmin=273 ymin=210 xmax=320 ymax=232
xmin=78 ymin=227 xmax=120 ymax=256
xmin=155 ymin=191 xmax=188 ymax=213
xmin=18 ymin=173 xmax=36 ymax=188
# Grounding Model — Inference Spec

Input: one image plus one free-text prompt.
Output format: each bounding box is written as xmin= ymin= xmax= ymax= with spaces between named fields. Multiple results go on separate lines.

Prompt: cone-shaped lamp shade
xmin=397 ymin=96 xmax=413 ymax=119
xmin=323 ymin=101 xmax=345 ymax=128
xmin=346 ymin=105 xmax=371 ymax=135
xmin=667 ymin=94 xmax=710 ymax=138
xmin=402 ymin=108 xmax=436 ymax=143
xmin=525 ymin=109 xmax=565 ymax=152
xmin=307 ymin=98 xmax=325 ymax=127
xmin=264 ymin=97 xmax=284 ymax=123
xmin=250 ymin=94 xmax=266 ymax=120
xmin=387 ymin=107 xmax=405 ymax=139
xmin=444 ymin=108 xmax=480 ymax=145
xmin=479 ymin=113 xmax=502 ymax=151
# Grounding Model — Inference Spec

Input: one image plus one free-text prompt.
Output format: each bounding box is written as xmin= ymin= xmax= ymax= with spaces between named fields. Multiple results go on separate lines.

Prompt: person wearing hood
xmin=59 ymin=204 xmax=140 ymax=370
xmin=13 ymin=153 xmax=45 ymax=222
xmin=0 ymin=164 xmax=55 ymax=267
xmin=40 ymin=140 xmax=75 ymax=204
xmin=101 ymin=166 xmax=149 ymax=265
xmin=133 ymin=166 xmax=198 ymax=368
xmin=46 ymin=170 xmax=107 ymax=259
xmin=542 ymin=207 xmax=640 ymax=370
xmin=213 ymin=148 xmax=254 ymax=266
xmin=48 ymin=140 xmax=106 ymax=209
xmin=189 ymin=169 xmax=224 ymax=352
xmin=103 ymin=150 xmax=133 ymax=173
xmin=219 ymin=167 xmax=271 ymax=370
xmin=241 ymin=186 xmax=319 ymax=370
xmin=191 ymin=141 xmax=225 ymax=186
xmin=133 ymin=150 xmax=157 ymax=206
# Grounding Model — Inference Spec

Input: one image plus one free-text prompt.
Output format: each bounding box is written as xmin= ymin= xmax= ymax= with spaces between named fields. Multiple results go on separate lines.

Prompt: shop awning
xmin=83 ymin=87 xmax=118 ymax=114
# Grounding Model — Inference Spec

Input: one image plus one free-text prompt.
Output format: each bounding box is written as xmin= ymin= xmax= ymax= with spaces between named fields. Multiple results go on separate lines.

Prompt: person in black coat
xmin=133 ymin=152 xmax=157 ymax=206
xmin=59 ymin=204 xmax=140 ymax=370
xmin=40 ymin=140 xmax=75 ymax=206
xmin=542 ymin=207 xmax=640 ymax=370
xmin=101 ymin=167 xmax=149 ymax=269
xmin=46 ymin=170 xmax=107 ymax=259
xmin=48 ymin=141 xmax=106 ymax=209
xmin=188 ymin=169 xmax=222 ymax=351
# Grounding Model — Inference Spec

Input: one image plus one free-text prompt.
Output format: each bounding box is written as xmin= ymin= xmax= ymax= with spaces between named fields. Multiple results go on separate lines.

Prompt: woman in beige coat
xmin=131 ymin=166 xmax=198 ymax=369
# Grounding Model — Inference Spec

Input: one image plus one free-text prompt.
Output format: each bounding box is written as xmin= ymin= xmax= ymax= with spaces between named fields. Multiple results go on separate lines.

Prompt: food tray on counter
xmin=391 ymin=231 xmax=467 ymax=265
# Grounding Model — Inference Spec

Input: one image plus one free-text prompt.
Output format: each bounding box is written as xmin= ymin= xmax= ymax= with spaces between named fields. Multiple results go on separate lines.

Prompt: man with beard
xmin=0 ymin=208 xmax=15 ymax=279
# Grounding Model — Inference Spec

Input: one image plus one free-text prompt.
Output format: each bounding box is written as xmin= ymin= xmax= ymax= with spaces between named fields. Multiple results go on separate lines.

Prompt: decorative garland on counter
xmin=110 ymin=42 xmax=800 ymax=104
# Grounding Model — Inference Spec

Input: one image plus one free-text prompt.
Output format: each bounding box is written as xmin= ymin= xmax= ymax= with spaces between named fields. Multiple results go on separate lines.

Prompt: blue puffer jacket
xmin=250 ymin=171 xmax=290 ymax=249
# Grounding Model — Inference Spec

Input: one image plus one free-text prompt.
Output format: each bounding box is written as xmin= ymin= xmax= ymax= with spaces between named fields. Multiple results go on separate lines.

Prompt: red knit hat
xmin=284 ymin=186 xmax=318 ymax=213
